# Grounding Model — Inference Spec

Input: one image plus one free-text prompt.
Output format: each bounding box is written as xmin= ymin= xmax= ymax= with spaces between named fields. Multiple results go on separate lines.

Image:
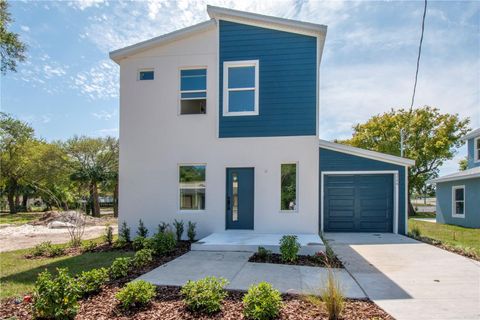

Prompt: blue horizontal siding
xmin=319 ymin=147 xmax=408 ymax=234
xmin=219 ymin=20 xmax=317 ymax=138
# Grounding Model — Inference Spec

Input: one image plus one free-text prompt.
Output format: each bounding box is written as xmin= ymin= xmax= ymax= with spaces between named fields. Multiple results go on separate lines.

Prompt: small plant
xmin=158 ymin=221 xmax=170 ymax=233
xmin=132 ymin=249 xmax=154 ymax=268
xmin=31 ymin=241 xmax=65 ymax=258
xmin=110 ymin=257 xmax=132 ymax=279
xmin=119 ymin=221 xmax=131 ymax=243
xmin=32 ymin=268 xmax=80 ymax=319
xmin=77 ymin=268 xmax=109 ymax=296
xmin=81 ymin=241 xmax=97 ymax=253
xmin=137 ymin=219 xmax=149 ymax=238
xmin=173 ymin=219 xmax=184 ymax=241
xmin=257 ymin=246 xmax=272 ymax=261
xmin=47 ymin=245 xmax=65 ymax=257
xmin=279 ymin=235 xmax=301 ymax=263
xmin=243 ymin=282 xmax=282 ymax=320
xmin=115 ymin=280 xmax=156 ymax=309
xmin=181 ymin=276 xmax=228 ymax=314
xmin=187 ymin=221 xmax=196 ymax=242
xmin=410 ymin=225 xmax=421 ymax=238
xmin=132 ymin=236 xmax=146 ymax=251
xmin=151 ymin=230 xmax=177 ymax=255
xmin=113 ymin=238 xmax=129 ymax=249
xmin=320 ymin=269 xmax=344 ymax=320
xmin=104 ymin=225 xmax=114 ymax=245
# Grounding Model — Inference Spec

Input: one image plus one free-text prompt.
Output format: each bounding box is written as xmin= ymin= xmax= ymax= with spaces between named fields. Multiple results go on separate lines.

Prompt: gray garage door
xmin=324 ymin=174 xmax=393 ymax=232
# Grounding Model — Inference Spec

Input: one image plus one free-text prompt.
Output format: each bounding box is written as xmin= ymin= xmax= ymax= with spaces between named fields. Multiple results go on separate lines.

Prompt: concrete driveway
xmin=325 ymin=233 xmax=480 ymax=320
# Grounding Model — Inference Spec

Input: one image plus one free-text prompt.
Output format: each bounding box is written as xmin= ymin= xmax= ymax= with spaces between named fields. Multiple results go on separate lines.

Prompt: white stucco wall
xmin=118 ymin=26 xmax=319 ymax=238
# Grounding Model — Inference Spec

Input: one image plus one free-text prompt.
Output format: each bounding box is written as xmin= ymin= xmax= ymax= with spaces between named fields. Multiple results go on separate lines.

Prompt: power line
xmin=410 ymin=0 xmax=428 ymax=110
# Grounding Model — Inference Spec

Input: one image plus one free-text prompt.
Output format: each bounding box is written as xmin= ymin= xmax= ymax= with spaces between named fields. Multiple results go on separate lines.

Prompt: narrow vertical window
xmin=281 ymin=163 xmax=297 ymax=211
xmin=180 ymin=68 xmax=207 ymax=114
xmin=232 ymin=173 xmax=239 ymax=221
xmin=179 ymin=165 xmax=206 ymax=210
xmin=452 ymin=186 xmax=465 ymax=217
xmin=223 ymin=60 xmax=259 ymax=116
xmin=475 ymin=137 xmax=480 ymax=162
xmin=139 ymin=69 xmax=154 ymax=80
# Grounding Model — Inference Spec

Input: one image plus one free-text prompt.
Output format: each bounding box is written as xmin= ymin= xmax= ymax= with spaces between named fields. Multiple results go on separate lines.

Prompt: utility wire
xmin=410 ymin=0 xmax=428 ymax=111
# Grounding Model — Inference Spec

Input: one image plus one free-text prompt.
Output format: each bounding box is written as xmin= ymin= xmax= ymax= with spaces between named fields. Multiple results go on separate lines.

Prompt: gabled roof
xmin=109 ymin=20 xmax=216 ymax=63
xmin=207 ymin=5 xmax=327 ymax=37
xmin=461 ymin=128 xmax=480 ymax=141
xmin=319 ymin=139 xmax=415 ymax=167
xmin=429 ymin=167 xmax=480 ymax=184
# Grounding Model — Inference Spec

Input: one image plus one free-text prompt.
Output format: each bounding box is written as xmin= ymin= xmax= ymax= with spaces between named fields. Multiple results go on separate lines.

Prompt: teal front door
xmin=226 ymin=168 xmax=254 ymax=229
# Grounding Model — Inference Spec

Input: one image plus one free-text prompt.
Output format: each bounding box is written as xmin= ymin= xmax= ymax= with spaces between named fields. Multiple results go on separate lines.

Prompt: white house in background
xmin=110 ymin=6 xmax=414 ymax=239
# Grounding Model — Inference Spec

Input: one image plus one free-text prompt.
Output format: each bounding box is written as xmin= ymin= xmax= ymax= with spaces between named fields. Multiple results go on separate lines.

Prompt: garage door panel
xmin=324 ymin=174 xmax=393 ymax=233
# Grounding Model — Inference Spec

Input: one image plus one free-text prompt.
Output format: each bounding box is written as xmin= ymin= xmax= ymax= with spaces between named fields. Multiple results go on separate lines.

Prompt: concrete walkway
xmin=325 ymin=233 xmax=480 ymax=320
xmin=412 ymin=218 xmax=436 ymax=223
xmin=137 ymin=250 xmax=365 ymax=298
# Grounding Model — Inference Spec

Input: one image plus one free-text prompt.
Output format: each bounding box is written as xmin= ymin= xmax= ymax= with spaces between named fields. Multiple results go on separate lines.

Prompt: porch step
xmin=191 ymin=232 xmax=325 ymax=255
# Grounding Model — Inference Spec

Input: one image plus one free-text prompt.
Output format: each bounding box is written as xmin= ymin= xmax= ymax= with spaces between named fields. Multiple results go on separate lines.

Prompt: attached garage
xmin=319 ymin=140 xmax=414 ymax=235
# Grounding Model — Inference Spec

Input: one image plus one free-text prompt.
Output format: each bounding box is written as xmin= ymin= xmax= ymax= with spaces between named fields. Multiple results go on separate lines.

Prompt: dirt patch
xmin=249 ymin=252 xmax=344 ymax=268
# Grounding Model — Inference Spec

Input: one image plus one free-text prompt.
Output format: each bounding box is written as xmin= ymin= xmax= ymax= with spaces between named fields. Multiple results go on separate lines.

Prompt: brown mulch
xmin=249 ymin=252 xmax=344 ymax=268
xmin=0 ymin=286 xmax=394 ymax=320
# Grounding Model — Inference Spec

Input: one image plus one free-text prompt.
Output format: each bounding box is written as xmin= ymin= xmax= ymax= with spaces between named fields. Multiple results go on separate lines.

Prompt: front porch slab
xmin=191 ymin=231 xmax=324 ymax=255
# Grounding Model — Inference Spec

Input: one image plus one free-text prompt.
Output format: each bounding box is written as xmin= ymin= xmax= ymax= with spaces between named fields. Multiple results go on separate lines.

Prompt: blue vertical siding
xmin=319 ymin=148 xmax=408 ymax=234
xmin=467 ymin=137 xmax=480 ymax=169
xmin=436 ymin=179 xmax=480 ymax=228
xmin=219 ymin=20 xmax=317 ymax=138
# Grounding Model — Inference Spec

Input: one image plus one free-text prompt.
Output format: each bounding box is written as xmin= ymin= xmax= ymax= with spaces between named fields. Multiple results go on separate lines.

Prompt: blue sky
xmin=1 ymin=0 xmax=479 ymax=175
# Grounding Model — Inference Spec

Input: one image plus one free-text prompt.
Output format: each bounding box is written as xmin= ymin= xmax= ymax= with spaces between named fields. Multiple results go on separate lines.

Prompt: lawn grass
xmin=408 ymin=218 xmax=480 ymax=257
xmin=0 ymin=212 xmax=42 ymax=225
xmin=0 ymin=239 xmax=133 ymax=299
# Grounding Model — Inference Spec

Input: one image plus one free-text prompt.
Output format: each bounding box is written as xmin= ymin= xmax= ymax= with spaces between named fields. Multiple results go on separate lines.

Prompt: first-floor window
xmin=281 ymin=163 xmax=297 ymax=211
xmin=452 ymin=185 xmax=465 ymax=217
xmin=179 ymin=165 xmax=206 ymax=210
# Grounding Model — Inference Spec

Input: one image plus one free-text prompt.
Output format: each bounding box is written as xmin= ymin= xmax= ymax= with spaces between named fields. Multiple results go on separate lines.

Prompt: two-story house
xmin=110 ymin=6 xmax=414 ymax=240
xmin=430 ymin=128 xmax=480 ymax=228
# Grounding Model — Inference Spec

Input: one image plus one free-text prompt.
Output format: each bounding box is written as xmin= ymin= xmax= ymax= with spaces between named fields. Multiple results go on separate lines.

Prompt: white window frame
xmin=223 ymin=60 xmax=259 ymax=116
xmin=137 ymin=68 xmax=154 ymax=81
xmin=474 ymin=137 xmax=480 ymax=163
xmin=279 ymin=162 xmax=299 ymax=213
xmin=451 ymin=185 xmax=465 ymax=218
xmin=178 ymin=163 xmax=206 ymax=213
xmin=178 ymin=67 xmax=207 ymax=115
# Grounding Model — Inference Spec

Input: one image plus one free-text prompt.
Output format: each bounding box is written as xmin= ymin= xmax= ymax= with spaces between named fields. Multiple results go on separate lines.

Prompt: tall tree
xmin=0 ymin=0 xmax=26 ymax=74
xmin=0 ymin=113 xmax=36 ymax=213
xmin=339 ymin=106 xmax=470 ymax=215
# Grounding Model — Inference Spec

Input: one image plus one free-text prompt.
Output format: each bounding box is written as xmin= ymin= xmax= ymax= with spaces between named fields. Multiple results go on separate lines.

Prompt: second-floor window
xmin=180 ymin=68 xmax=207 ymax=115
xmin=475 ymin=137 xmax=480 ymax=162
xmin=223 ymin=60 xmax=259 ymax=116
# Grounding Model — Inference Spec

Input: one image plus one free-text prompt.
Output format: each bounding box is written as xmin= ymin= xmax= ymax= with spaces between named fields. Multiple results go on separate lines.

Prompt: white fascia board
xmin=429 ymin=168 xmax=480 ymax=184
xmin=109 ymin=20 xmax=216 ymax=63
xmin=461 ymin=128 xmax=480 ymax=141
xmin=318 ymin=139 xmax=415 ymax=167
xmin=207 ymin=5 xmax=327 ymax=38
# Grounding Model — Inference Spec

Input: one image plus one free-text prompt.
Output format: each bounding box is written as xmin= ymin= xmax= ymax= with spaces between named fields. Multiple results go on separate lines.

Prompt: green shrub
xmin=151 ymin=231 xmax=176 ymax=255
xmin=33 ymin=268 xmax=80 ymax=319
xmin=77 ymin=268 xmax=109 ymax=296
xmin=320 ymin=270 xmax=344 ymax=320
xmin=115 ymin=280 xmax=156 ymax=309
xmin=104 ymin=225 xmax=114 ymax=245
xmin=243 ymin=282 xmax=282 ymax=320
xmin=47 ymin=245 xmax=65 ymax=257
xmin=113 ymin=238 xmax=129 ymax=249
xmin=257 ymin=247 xmax=272 ymax=261
xmin=81 ymin=241 xmax=97 ymax=253
xmin=279 ymin=235 xmax=300 ymax=262
xmin=181 ymin=276 xmax=228 ymax=314
xmin=110 ymin=257 xmax=132 ymax=279
xmin=137 ymin=219 xmax=149 ymax=238
xmin=132 ymin=236 xmax=146 ymax=251
xmin=31 ymin=241 xmax=65 ymax=257
xmin=410 ymin=225 xmax=421 ymax=238
xmin=143 ymin=237 xmax=155 ymax=251
xmin=132 ymin=249 xmax=154 ymax=268
xmin=119 ymin=221 xmax=131 ymax=243
xmin=157 ymin=222 xmax=170 ymax=233
xmin=173 ymin=219 xmax=184 ymax=241
xmin=187 ymin=221 xmax=196 ymax=242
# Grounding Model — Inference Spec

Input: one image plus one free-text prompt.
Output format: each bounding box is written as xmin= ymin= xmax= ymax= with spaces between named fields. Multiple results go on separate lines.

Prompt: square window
xmin=223 ymin=60 xmax=259 ymax=116
xmin=179 ymin=165 xmax=206 ymax=210
xmin=281 ymin=163 xmax=297 ymax=211
xmin=139 ymin=70 xmax=154 ymax=80
xmin=180 ymin=68 xmax=207 ymax=115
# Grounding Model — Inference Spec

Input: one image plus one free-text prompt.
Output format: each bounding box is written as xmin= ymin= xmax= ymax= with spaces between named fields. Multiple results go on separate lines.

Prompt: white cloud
xmin=68 ymin=0 xmax=106 ymax=11
xmin=92 ymin=109 xmax=117 ymax=120
xmin=71 ymin=60 xmax=119 ymax=100
xmin=95 ymin=127 xmax=119 ymax=136
xmin=20 ymin=25 xmax=30 ymax=32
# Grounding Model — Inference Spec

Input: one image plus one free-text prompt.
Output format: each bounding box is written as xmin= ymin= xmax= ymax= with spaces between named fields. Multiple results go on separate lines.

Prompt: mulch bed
xmin=408 ymin=234 xmax=480 ymax=261
xmin=249 ymin=252 xmax=344 ymax=268
xmin=1 ymin=285 xmax=394 ymax=320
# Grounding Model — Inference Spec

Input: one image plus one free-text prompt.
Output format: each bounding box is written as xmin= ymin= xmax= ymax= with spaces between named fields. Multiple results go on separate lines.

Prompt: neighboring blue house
xmin=430 ymin=128 xmax=480 ymax=228
xmin=110 ymin=5 xmax=415 ymax=238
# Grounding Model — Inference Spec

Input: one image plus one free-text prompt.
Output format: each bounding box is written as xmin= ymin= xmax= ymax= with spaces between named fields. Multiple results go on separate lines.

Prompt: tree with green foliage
xmin=459 ymin=157 xmax=468 ymax=171
xmin=339 ymin=106 xmax=470 ymax=215
xmin=0 ymin=0 xmax=26 ymax=74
